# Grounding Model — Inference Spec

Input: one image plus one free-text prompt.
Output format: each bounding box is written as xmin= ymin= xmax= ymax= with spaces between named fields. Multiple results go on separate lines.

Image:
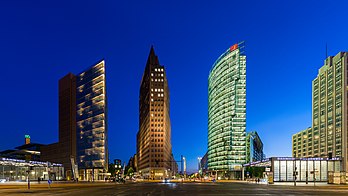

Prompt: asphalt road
xmin=2 ymin=182 xmax=348 ymax=196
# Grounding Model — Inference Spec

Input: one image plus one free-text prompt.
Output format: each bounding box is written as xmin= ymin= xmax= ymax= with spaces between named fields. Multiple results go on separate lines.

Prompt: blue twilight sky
xmin=0 ymin=0 xmax=348 ymax=173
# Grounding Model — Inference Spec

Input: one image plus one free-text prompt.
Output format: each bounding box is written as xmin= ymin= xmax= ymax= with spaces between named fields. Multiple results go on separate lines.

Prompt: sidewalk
xmin=271 ymin=182 xmax=330 ymax=186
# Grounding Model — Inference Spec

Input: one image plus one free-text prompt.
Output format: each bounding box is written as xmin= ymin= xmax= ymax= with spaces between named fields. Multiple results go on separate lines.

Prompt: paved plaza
xmin=1 ymin=181 xmax=348 ymax=195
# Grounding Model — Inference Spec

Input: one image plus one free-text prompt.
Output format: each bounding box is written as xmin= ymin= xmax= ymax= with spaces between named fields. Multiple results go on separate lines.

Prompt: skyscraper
xmin=136 ymin=46 xmax=174 ymax=180
xmin=76 ymin=60 xmax=108 ymax=180
xmin=293 ymin=52 xmax=348 ymax=172
xmin=208 ymin=42 xmax=246 ymax=179
xmin=41 ymin=73 xmax=77 ymax=178
xmin=42 ymin=60 xmax=108 ymax=180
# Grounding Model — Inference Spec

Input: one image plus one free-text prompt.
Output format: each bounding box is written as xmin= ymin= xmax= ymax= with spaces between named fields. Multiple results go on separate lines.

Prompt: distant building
xmin=208 ymin=42 xmax=246 ymax=179
xmin=25 ymin=134 xmax=31 ymax=144
xmin=41 ymin=60 xmax=108 ymax=180
xmin=136 ymin=46 xmax=174 ymax=180
xmin=127 ymin=155 xmax=136 ymax=171
xmin=170 ymin=154 xmax=178 ymax=176
xmin=246 ymin=131 xmax=264 ymax=163
xmin=200 ymin=152 xmax=208 ymax=174
xmin=246 ymin=131 xmax=262 ymax=162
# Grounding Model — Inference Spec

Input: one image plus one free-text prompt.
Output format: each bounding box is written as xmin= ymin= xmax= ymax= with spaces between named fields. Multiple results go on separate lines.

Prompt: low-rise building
xmin=292 ymin=127 xmax=311 ymax=158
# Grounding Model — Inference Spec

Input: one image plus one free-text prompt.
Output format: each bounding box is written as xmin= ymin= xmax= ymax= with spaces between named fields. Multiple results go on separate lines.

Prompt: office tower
xmin=246 ymin=131 xmax=264 ymax=163
xmin=208 ymin=42 xmax=246 ymax=179
xmin=41 ymin=73 xmax=77 ymax=177
xmin=293 ymin=52 xmax=348 ymax=172
xmin=136 ymin=46 xmax=173 ymax=180
xmin=292 ymin=127 xmax=311 ymax=158
xmin=42 ymin=60 xmax=108 ymax=180
xmin=76 ymin=60 xmax=108 ymax=180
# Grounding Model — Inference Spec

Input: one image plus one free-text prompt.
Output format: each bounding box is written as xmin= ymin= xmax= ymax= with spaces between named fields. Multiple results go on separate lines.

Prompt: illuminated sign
xmin=230 ymin=44 xmax=238 ymax=51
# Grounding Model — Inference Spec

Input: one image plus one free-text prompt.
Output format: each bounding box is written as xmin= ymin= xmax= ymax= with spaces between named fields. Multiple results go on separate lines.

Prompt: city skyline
xmin=1 ymin=1 xmax=348 ymax=172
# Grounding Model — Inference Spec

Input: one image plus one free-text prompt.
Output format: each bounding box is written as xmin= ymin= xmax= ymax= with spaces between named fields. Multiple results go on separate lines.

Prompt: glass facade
xmin=246 ymin=131 xmax=264 ymax=163
xmin=272 ymin=158 xmax=341 ymax=182
xmin=76 ymin=60 xmax=108 ymax=174
xmin=244 ymin=157 xmax=342 ymax=182
xmin=208 ymin=42 xmax=246 ymax=176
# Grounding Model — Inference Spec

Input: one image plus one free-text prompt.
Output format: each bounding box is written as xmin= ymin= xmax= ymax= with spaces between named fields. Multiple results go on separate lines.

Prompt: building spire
xmin=146 ymin=45 xmax=160 ymax=70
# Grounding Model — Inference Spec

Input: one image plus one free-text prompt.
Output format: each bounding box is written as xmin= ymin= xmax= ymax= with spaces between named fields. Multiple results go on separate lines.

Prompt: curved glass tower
xmin=208 ymin=42 xmax=246 ymax=179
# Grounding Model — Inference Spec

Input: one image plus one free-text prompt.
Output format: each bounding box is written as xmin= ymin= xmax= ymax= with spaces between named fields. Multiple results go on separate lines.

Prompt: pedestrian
xmin=257 ymin=178 xmax=260 ymax=183
xmin=38 ymin=177 xmax=41 ymax=184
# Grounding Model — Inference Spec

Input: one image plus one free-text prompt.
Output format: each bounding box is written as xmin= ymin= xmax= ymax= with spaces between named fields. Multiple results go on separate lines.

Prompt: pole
xmin=294 ymin=166 xmax=297 ymax=186
xmin=242 ymin=167 xmax=244 ymax=181
xmin=27 ymin=170 xmax=30 ymax=189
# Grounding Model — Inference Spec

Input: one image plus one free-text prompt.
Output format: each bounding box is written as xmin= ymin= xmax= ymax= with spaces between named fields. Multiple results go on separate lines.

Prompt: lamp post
xmin=27 ymin=170 xmax=30 ymax=189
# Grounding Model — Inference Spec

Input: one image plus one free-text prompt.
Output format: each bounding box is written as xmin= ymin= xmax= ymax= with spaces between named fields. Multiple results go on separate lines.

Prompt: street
xmin=2 ymin=182 xmax=348 ymax=196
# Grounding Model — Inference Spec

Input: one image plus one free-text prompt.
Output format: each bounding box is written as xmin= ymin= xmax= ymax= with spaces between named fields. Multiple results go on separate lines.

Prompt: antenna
xmin=326 ymin=43 xmax=328 ymax=59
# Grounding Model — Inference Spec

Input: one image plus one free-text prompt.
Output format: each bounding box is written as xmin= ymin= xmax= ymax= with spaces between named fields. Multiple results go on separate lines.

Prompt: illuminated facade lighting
xmin=208 ymin=42 xmax=246 ymax=179
xmin=136 ymin=46 xmax=177 ymax=179
xmin=41 ymin=60 xmax=108 ymax=181
xmin=76 ymin=60 xmax=108 ymax=175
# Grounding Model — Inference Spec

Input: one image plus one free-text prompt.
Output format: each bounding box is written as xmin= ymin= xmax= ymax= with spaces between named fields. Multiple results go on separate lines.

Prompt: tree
xmin=127 ymin=167 xmax=134 ymax=177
